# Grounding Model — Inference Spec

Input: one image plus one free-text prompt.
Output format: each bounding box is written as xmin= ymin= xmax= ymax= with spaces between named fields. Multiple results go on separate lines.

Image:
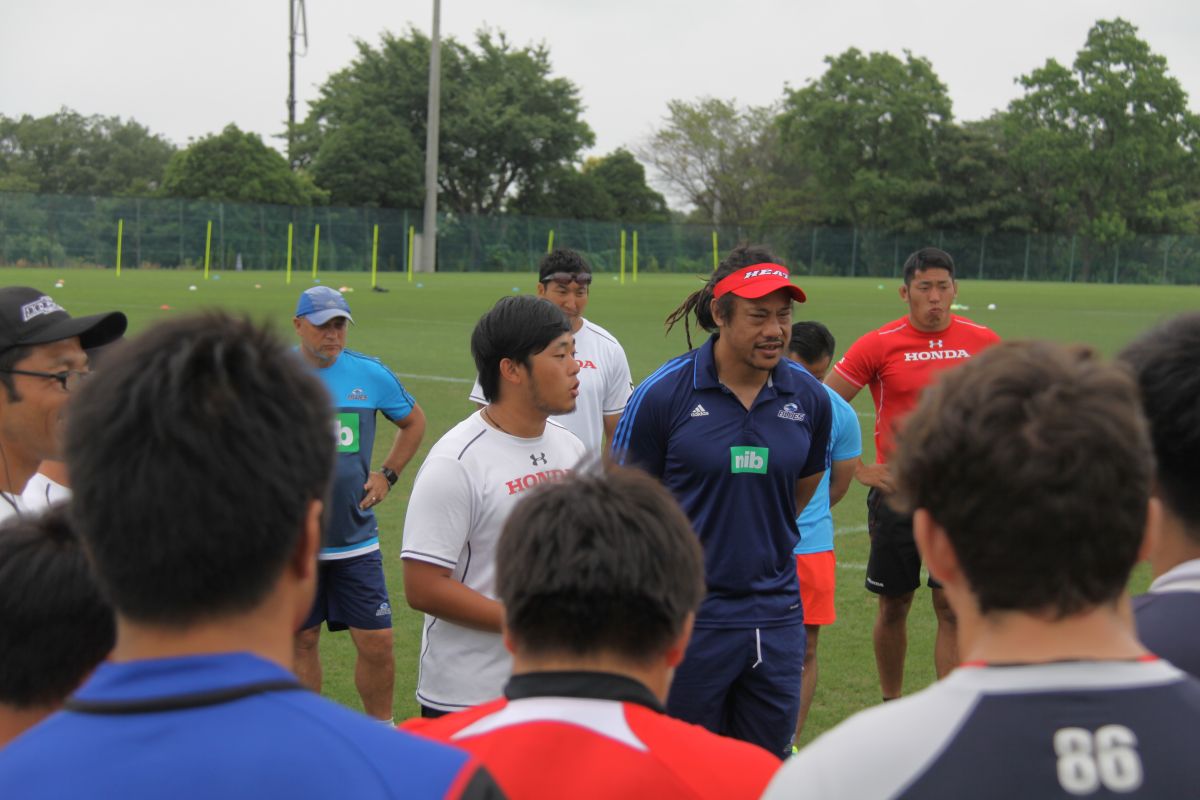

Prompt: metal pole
xmin=288 ymin=0 xmax=295 ymax=163
xmin=420 ymin=0 xmax=442 ymax=273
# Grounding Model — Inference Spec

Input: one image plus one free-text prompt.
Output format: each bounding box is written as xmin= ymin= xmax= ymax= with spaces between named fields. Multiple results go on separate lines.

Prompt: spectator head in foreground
xmin=763 ymin=342 xmax=1200 ymax=800
xmin=496 ymin=463 xmax=705 ymax=692
xmin=0 ymin=312 xmax=501 ymax=800
xmin=404 ymin=464 xmax=784 ymax=800
xmin=893 ymin=339 xmax=1155 ymax=625
xmin=0 ymin=505 xmax=114 ymax=748
xmin=1121 ymin=312 xmax=1200 ymax=679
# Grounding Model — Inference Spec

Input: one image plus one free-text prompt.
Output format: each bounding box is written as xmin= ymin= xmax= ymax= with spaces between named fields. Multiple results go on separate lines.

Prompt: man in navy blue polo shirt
xmin=1122 ymin=312 xmax=1200 ymax=679
xmin=613 ymin=245 xmax=831 ymax=757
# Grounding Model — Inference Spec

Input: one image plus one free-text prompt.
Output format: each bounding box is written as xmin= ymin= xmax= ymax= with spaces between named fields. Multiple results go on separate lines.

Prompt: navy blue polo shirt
xmin=613 ymin=335 xmax=831 ymax=628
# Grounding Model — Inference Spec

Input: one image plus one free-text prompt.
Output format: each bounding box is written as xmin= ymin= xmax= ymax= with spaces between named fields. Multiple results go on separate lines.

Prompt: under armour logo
xmin=929 ymin=339 xmax=943 ymax=348
xmin=530 ymin=452 xmax=547 ymax=466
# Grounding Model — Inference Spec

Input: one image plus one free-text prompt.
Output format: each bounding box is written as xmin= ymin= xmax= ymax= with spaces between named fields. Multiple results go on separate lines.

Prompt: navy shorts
xmin=666 ymin=623 xmax=805 ymax=758
xmin=865 ymin=487 xmax=942 ymax=596
xmin=302 ymin=550 xmax=392 ymax=632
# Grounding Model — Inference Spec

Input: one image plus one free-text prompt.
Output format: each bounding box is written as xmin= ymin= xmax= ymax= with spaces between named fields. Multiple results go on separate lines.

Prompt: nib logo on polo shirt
xmin=335 ymin=413 xmax=359 ymax=453
xmin=730 ymin=446 xmax=769 ymax=474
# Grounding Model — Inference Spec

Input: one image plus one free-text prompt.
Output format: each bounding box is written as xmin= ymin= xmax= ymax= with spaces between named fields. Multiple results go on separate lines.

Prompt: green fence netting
xmin=3 ymin=191 xmax=1199 ymax=284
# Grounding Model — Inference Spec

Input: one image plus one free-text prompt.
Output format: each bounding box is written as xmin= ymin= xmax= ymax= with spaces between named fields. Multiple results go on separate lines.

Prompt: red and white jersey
xmin=470 ymin=318 xmax=632 ymax=453
xmin=404 ymin=671 xmax=781 ymax=800
xmin=833 ymin=314 xmax=999 ymax=462
xmin=401 ymin=413 xmax=585 ymax=712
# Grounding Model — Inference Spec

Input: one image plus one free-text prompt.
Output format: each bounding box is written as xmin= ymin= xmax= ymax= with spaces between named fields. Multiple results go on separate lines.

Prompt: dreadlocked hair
xmin=663 ymin=244 xmax=782 ymax=349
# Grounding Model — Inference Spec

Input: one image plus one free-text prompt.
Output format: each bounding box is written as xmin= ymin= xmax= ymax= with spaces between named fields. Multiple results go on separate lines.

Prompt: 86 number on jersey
xmin=1054 ymin=725 xmax=1143 ymax=795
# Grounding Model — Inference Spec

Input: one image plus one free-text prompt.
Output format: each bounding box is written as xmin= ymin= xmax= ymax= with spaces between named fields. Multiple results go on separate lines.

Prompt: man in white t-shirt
xmin=469 ymin=249 xmax=632 ymax=452
xmin=403 ymin=295 xmax=586 ymax=717
xmin=0 ymin=287 xmax=125 ymax=524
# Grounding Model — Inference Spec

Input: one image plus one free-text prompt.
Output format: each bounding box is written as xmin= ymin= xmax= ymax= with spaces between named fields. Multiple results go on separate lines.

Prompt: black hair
xmin=664 ymin=244 xmax=781 ymax=349
xmin=1119 ymin=312 xmax=1200 ymax=538
xmin=902 ymin=246 xmax=956 ymax=286
xmin=0 ymin=505 xmax=115 ymax=708
xmin=0 ymin=345 xmax=30 ymax=402
xmin=64 ymin=312 xmax=335 ymax=625
xmin=471 ymin=296 xmax=571 ymax=403
xmin=538 ymin=248 xmax=592 ymax=282
xmin=496 ymin=463 xmax=705 ymax=664
xmin=893 ymin=341 xmax=1152 ymax=617
xmin=788 ymin=321 xmax=836 ymax=364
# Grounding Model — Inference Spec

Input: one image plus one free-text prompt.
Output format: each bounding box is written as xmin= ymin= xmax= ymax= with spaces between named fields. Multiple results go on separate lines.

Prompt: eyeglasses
xmin=0 ymin=369 xmax=89 ymax=392
xmin=542 ymin=272 xmax=592 ymax=287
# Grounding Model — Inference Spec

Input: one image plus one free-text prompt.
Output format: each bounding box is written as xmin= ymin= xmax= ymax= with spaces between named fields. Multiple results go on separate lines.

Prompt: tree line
xmin=1 ymin=17 xmax=1196 ymax=249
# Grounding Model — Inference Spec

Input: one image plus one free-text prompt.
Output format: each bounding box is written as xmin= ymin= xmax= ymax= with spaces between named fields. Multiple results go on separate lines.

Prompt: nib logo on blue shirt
xmin=730 ymin=446 xmax=769 ymax=474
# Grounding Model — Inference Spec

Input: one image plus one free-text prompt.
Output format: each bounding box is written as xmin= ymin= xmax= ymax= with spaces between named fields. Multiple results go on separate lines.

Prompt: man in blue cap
xmin=291 ymin=286 xmax=427 ymax=724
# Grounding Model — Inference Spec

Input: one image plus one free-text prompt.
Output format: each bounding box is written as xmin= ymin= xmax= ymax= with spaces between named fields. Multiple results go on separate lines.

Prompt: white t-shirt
xmin=20 ymin=473 xmax=71 ymax=513
xmin=401 ymin=410 xmax=586 ymax=712
xmin=469 ymin=318 xmax=633 ymax=453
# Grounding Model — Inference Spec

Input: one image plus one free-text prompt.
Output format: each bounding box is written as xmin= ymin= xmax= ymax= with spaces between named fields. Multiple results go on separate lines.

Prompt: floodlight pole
xmin=420 ymin=0 xmax=442 ymax=272
xmin=287 ymin=0 xmax=307 ymax=167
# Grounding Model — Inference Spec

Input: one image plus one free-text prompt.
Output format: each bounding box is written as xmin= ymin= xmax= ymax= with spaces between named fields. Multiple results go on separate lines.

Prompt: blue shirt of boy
xmin=613 ymin=336 xmax=831 ymax=628
xmin=794 ymin=384 xmax=862 ymax=555
xmin=309 ymin=349 xmax=416 ymax=559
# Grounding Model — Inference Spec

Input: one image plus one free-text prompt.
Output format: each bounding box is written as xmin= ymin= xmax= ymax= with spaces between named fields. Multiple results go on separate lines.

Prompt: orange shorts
xmin=796 ymin=550 xmax=836 ymax=626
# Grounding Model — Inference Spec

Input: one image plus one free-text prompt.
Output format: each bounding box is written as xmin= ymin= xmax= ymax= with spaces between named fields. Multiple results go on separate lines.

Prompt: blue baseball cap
xmin=294 ymin=286 xmax=354 ymax=326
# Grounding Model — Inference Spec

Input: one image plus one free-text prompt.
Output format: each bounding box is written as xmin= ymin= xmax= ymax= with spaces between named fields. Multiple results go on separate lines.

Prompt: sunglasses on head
xmin=542 ymin=272 xmax=592 ymax=287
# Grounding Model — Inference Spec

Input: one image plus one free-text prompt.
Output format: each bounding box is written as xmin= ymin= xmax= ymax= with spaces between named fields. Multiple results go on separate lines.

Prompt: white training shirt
xmin=469 ymin=318 xmax=633 ymax=453
xmin=20 ymin=473 xmax=70 ymax=514
xmin=401 ymin=410 xmax=586 ymax=712
xmin=0 ymin=492 xmax=26 ymax=526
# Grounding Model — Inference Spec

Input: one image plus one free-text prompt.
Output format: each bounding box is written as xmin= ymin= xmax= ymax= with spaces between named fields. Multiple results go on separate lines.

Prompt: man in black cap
xmin=0 ymin=287 xmax=126 ymax=523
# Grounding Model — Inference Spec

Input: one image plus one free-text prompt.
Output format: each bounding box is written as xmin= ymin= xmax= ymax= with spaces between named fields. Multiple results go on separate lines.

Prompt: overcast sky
xmin=3 ymin=0 xmax=1197 ymax=169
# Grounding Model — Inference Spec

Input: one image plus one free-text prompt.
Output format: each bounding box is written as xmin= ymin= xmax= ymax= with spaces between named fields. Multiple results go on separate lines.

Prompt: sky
xmin=2 ymin=0 xmax=1197 ymax=176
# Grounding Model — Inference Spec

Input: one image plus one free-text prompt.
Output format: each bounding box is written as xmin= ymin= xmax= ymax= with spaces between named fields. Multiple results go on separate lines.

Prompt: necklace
xmin=482 ymin=407 xmax=512 ymax=435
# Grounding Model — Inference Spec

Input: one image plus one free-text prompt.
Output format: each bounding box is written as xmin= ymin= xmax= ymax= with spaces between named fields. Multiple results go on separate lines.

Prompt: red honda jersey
xmin=833 ymin=315 xmax=1000 ymax=463
xmin=403 ymin=672 xmax=780 ymax=800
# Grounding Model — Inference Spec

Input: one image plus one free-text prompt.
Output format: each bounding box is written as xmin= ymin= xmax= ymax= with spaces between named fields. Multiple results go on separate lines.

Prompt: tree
xmin=160 ymin=124 xmax=325 ymax=205
xmin=920 ymin=117 xmax=1027 ymax=234
xmin=512 ymin=149 xmax=670 ymax=222
xmin=638 ymin=98 xmax=779 ymax=225
xmin=778 ymin=48 xmax=953 ymax=232
xmin=298 ymin=28 xmax=594 ymax=214
xmin=0 ymin=108 xmax=175 ymax=196
xmin=1003 ymin=18 xmax=1200 ymax=247
xmin=585 ymin=149 xmax=670 ymax=222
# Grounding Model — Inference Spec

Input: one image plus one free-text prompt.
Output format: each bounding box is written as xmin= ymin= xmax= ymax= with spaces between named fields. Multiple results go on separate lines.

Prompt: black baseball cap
xmin=0 ymin=287 xmax=127 ymax=355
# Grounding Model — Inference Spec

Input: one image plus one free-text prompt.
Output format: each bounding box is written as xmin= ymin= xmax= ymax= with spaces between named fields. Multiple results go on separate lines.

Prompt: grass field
xmin=9 ymin=265 xmax=1198 ymax=744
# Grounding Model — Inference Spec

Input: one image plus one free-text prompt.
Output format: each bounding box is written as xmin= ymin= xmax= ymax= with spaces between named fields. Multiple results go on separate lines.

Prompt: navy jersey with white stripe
xmin=764 ymin=659 xmax=1200 ymax=799
xmin=612 ymin=336 xmax=831 ymax=628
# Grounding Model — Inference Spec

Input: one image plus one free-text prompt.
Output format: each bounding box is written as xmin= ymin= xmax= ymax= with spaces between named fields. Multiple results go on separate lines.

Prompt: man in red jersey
xmin=825 ymin=247 xmax=999 ymax=701
xmin=403 ymin=464 xmax=781 ymax=800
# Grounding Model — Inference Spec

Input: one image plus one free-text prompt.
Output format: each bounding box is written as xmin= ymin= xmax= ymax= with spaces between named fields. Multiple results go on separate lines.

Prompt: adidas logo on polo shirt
xmin=691 ymin=404 xmax=709 ymax=417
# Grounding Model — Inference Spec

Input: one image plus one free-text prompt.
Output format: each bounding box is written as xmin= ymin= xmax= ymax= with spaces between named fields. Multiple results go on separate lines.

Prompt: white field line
xmin=395 ymin=372 xmax=473 ymax=384
xmin=834 ymin=524 xmax=868 ymax=537
xmin=837 ymin=562 xmax=867 ymax=571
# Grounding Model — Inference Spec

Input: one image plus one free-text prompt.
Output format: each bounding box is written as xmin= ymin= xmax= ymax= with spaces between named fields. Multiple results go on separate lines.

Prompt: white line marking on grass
xmin=837 ymin=562 xmax=867 ymax=571
xmin=395 ymin=372 xmax=473 ymax=384
xmin=834 ymin=525 xmax=868 ymax=537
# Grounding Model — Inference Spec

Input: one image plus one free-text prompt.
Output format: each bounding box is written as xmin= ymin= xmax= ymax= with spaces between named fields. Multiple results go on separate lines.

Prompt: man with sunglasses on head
xmin=470 ymin=249 xmax=632 ymax=452
xmin=0 ymin=286 xmax=126 ymax=523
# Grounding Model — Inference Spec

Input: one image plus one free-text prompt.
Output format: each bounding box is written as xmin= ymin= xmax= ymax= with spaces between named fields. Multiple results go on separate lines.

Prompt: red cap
xmin=712 ymin=264 xmax=806 ymax=302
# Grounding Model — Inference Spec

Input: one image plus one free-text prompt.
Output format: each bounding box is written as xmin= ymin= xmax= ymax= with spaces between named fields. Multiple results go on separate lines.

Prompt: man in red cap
xmin=0 ymin=287 xmax=125 ymax=523
xmin=613 ymin=245 xmax=831 ymax=757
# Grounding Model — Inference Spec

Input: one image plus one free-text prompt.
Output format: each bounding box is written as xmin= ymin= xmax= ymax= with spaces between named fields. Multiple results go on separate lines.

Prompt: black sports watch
xmin=379 ymin=466 xmax=399 ymax=487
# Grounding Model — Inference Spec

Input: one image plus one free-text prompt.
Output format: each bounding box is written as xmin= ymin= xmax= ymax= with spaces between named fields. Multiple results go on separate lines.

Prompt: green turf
xmin=8 ymin=266 xmax=1193 ymax=741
